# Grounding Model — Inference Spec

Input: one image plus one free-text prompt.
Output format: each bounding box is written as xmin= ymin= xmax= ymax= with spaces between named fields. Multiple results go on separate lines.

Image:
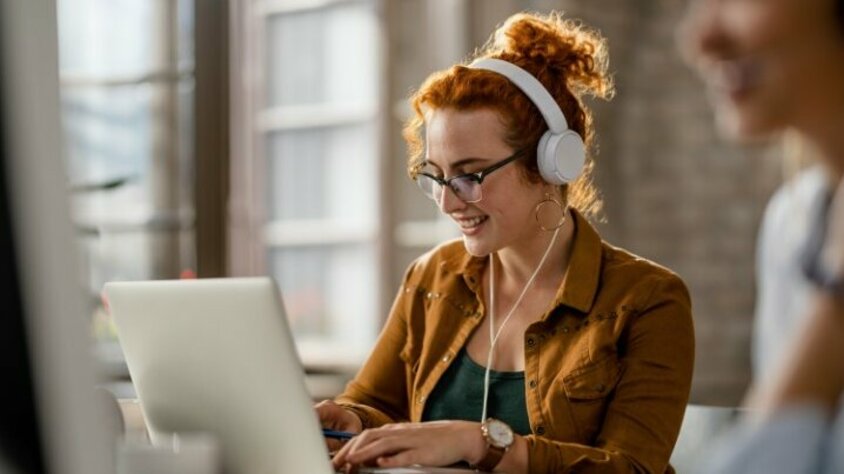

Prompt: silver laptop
xmin=106 ymin=277 xmax=476 ymax=474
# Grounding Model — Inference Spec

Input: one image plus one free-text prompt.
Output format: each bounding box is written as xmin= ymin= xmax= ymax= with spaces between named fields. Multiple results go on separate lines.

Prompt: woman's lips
xmin=454 ymin=215 xmax=489 ymax=235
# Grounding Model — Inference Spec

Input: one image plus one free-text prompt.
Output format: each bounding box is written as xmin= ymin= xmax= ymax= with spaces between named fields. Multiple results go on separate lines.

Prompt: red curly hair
xmin=403 ymin=11 xmax=614 ymax=219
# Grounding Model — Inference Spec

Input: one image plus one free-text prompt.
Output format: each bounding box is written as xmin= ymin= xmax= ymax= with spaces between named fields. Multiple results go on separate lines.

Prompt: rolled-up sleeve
xmin=334 ymin=262 xmax=419 ymax=428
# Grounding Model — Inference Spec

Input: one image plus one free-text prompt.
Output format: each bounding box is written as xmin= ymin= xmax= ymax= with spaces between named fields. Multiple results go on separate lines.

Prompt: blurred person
xmin=679 ymin=0 xmax=844 ymax=472
xmin=754 ymin=159 xmax=828 ymax=385
xmin=316 ymin=11 xmax=695 ymax=474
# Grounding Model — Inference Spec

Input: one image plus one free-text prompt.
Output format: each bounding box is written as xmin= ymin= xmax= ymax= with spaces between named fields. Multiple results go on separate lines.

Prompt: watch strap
xmin=474 ymin=443 xmax=505 ymax=472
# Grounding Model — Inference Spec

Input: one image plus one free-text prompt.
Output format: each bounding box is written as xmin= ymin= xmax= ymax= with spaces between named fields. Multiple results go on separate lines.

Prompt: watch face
xmin=487 ymin=419 xmax=514 ymax=447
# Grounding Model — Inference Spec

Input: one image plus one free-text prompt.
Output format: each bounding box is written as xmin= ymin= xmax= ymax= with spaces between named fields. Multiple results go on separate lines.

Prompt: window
xmin=232 ymin=0 xmax=384 ymax=366
xmin=56 ymin=0 xmax=195 ymax=348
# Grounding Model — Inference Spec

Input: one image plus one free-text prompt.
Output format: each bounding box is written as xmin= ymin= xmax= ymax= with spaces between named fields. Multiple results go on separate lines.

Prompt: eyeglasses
xmin=414 ymin=149 xmax=527 ymax=204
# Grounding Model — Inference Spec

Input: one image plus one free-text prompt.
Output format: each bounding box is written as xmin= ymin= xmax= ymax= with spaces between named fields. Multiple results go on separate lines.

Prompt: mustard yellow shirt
xmin=336 ymin=210 xmax=695 ymax=473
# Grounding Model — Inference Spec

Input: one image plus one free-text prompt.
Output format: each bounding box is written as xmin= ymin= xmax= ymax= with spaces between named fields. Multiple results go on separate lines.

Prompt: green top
xmin=422 ymin=348 xmax=531 ymax=435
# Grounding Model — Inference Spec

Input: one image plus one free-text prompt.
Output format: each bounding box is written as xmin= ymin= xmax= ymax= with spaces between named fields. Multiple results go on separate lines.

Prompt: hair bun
xmin=488 ymin=12 xmax=613 ymax=100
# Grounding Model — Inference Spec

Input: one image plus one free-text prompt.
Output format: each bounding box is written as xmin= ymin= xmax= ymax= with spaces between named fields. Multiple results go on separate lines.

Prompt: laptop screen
xmin=106 ymin=277 xmax=335 ymax=474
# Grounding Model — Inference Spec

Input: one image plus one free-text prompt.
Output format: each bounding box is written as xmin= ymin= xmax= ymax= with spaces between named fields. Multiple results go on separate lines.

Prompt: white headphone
xmin=468 ymin=58 xmax=586 ymax=185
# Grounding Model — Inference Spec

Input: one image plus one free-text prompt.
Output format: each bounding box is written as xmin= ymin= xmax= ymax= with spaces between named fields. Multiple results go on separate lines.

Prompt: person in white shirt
xmin=679 ymin=0 xmax=844 ymax=472
xmin=754 ymin=165 xmax=828 ymax=386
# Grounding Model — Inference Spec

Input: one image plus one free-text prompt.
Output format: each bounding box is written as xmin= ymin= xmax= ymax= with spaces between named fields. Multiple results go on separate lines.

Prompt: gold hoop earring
xmin=534 ymin=193 xmax=566 ymax=231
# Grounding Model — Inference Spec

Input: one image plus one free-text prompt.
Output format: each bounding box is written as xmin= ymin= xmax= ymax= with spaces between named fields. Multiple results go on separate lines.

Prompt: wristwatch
xmin=474 ymin=418 xmax=514 ymax=472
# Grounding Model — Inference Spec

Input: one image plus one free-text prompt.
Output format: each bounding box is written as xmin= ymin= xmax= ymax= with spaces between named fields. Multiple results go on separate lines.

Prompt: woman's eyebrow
xmin=424 ymin=156 xmax=486 ymax=173
xmin=450 ymin=157 xmax=486 ymax=169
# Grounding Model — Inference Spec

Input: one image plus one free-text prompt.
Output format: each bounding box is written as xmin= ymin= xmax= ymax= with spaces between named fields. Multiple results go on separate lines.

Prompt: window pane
xmin=80 ymin=228 xmax=194 ymax=294
xmin=58 ymin=0 xmax=164 ymax=77
xmin=176 ymin=0 xmax=195 ymax=70
xmin=265 ymin=2 xmax=378 ymax=107
xmin=57 ymin=0 xmax=195 ymax=353
xmin=269 ymin=244 xmax=378 ymax=347
xmin=63 ymin=82 xmax=193 ymax=222
xmin=266 ymin=123 xmax=377 ymax=223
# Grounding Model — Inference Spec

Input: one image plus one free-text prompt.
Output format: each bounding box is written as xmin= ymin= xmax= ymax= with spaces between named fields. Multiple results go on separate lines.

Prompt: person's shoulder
xmin=600 ymin=242 xmax=689 ymax=296
xmin=403 ymin=239 xmax=468 ymax=283
xmin=411 ymin=238 xmax=466 ymax=266
xmin=765 ymin=165 xmax=829 ymax=222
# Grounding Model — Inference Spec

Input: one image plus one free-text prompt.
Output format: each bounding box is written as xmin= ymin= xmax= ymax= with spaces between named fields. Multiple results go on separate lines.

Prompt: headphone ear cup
xmin=537 ymin=130 xmax=585 ymax=185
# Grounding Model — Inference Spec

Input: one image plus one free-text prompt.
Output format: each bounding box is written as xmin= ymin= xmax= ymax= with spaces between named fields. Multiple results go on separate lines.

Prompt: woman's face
xmin=423 ymin=108 xmax=548 ymax=257
xmin=680 ymin=0 xmax=844 ymax=139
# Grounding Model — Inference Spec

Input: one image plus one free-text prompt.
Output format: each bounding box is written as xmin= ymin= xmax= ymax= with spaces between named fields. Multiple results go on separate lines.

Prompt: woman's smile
xmin=452 ymin=214 xmax=489 ymax=235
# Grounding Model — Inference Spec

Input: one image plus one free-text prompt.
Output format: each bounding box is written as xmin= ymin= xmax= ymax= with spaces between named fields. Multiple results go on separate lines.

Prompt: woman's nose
xmin=437 ymin=185 xmax=466 ymax=214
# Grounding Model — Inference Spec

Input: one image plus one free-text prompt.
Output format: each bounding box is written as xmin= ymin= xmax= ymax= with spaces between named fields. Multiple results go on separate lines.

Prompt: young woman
xmin=317 ymin=12 xmax=695 ymax=473
xmin=680 ymin=0 xmax=844 ymax=472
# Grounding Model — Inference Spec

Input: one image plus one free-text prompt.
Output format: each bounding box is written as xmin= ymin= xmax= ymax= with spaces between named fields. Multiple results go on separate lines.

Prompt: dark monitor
xmin=0 ymin=1 xmax=110 ymax=473
xmin=0 ymin=32 xmax=43 ymax=472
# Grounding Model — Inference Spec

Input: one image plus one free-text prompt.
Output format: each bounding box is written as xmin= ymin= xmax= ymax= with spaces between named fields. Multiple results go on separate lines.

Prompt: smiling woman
xmin=314 ymin=11 xmax=695 ymax=474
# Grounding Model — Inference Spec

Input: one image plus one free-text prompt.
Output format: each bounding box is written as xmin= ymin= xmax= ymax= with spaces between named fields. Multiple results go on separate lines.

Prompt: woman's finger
xmin=344 ymin=432 xmax=413 ymax=465
xmin=376 ymin=448 xmax=422 ymax=469
xmin=333 ymin=428 xmax=379 ymax=468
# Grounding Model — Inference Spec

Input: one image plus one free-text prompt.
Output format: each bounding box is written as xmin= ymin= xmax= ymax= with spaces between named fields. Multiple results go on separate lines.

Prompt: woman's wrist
xmin=496 ymin=435 xmax=528 ymax=474
xmin=333 ymin=403 xmax=365 ymax=432
xmin=458 ymin=421 xmax=488 ymax=466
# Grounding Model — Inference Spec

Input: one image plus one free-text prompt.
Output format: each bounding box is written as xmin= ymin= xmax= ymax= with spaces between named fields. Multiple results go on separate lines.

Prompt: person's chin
xmin=714 ymin=100 xmax=782 ymax=144
xmin=462 ymin=236 xmax=493 ymax=258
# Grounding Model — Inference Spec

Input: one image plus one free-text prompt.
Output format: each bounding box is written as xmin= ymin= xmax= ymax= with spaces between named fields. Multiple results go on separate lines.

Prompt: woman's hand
xmin=314 ymin=400 xmax=363 ymax=452
xmin=331 ymin=420 xmax=487 ymax=472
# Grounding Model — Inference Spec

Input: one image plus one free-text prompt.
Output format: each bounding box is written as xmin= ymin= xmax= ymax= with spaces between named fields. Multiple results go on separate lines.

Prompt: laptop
xmin=105 ymin=277 xmax=477 ymax=474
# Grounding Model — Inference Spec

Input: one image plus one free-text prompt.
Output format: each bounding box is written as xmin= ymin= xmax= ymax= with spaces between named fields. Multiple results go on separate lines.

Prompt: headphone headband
xmin=467 ymin=57 xmax=585 ymax=185
xmin=468 ymin=58 xmax=569 ymax=133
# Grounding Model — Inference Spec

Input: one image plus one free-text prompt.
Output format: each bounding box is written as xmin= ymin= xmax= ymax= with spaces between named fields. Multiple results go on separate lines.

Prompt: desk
xmin=116 ymin=369 xmax=352 ymax=440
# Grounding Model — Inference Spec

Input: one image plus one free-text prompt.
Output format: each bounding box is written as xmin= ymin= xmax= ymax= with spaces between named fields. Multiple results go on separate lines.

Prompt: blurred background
xmin=56 ymin=0 xmax=786 ymax=407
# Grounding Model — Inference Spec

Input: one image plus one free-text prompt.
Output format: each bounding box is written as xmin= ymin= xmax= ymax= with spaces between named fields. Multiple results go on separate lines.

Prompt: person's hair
xmin=403 ymin=11 xmax=614 ymax=219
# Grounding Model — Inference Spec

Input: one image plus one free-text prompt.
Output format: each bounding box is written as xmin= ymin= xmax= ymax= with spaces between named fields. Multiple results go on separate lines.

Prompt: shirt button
xmin=529 ymin=380 xmax=537 ymax=389
xmin=536 ymin=426 xmax=545 ymax=435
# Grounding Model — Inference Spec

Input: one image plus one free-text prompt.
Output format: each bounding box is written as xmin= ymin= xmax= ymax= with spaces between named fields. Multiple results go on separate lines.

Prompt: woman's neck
xmin=493 ymin=208 xmax=575 ymax=289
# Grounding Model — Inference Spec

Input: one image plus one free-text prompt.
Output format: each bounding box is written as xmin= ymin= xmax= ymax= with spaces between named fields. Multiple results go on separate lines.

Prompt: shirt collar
xmin=453 ymin=208 xmax=603 ymax=314
xmin=553 ymin=209 xmax=602 ymax=314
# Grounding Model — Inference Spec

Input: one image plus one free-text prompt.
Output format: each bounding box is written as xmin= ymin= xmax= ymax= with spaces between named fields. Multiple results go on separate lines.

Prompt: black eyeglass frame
xmin=415 ymin=148 xmax=529 ymax=203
